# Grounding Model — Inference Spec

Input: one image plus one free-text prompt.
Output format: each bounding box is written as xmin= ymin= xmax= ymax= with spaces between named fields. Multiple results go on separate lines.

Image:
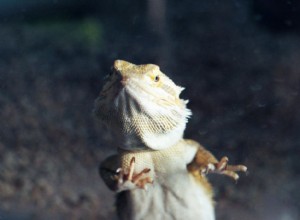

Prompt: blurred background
xmin=0 ymin=0 xmax=299 ymax=219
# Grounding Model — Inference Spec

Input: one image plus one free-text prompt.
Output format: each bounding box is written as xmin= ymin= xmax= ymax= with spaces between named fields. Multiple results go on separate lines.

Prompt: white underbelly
xmin=117 ymin=173 xmax=215 ymax=220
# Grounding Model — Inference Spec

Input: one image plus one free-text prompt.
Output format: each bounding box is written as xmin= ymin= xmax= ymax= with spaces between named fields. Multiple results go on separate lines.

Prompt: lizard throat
xmin=113 ymin=86 xmax=191 ymax=150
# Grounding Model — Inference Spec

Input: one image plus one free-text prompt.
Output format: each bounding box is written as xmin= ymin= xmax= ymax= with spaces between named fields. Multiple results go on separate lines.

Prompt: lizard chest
xmin=117 ymin=146 xmax=214 ymax=220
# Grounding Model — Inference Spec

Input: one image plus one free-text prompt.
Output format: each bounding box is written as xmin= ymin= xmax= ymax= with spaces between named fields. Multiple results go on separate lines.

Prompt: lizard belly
xmin=116 ymin=172 xmax=215 ymax=220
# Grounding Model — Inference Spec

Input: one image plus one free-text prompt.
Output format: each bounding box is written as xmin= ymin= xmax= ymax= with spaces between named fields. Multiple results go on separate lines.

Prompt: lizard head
xmin=94 ymin=60 xmax=191 ymax=151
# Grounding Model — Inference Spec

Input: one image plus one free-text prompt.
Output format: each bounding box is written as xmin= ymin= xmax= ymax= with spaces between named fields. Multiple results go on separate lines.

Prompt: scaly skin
xmin=94 ymin=60 xmax=247 ymax=220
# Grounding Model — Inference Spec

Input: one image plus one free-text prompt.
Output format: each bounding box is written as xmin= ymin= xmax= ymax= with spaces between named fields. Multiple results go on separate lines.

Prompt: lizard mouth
xmin=123 ymin=79 xmax=181 ymax=111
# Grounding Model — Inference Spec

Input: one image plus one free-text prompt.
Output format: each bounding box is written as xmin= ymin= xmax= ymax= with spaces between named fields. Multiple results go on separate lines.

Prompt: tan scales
xmin=94 ymin=60 xmax=247 ymax=220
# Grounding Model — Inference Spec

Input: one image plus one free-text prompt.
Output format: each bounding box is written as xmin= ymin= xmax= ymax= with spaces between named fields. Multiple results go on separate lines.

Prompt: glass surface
xmin=0 ymin=0 xmax=299 ymax=219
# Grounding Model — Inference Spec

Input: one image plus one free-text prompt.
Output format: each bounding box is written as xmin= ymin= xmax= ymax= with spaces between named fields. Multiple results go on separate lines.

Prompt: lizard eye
xmin=154 ymin=75 xmax=160 ymax=82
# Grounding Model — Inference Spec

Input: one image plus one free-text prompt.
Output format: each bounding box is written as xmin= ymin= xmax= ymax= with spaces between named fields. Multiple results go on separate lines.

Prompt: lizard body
xmin=94 ymin=60 xmax=247 ymax=220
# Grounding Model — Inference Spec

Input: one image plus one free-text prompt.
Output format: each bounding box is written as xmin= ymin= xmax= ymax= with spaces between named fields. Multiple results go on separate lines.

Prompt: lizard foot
xmin=115 ymin=157 xmax=153 ymax=191
xmin=202 ymin=156 xmax=247 ymax=181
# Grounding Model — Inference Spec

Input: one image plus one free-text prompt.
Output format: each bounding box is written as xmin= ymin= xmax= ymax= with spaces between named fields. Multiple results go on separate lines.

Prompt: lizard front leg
xmin=201 ymin=156 xmax=247 ymax=181
xmin=116 ymin=157 xmax=153 ymax=192
xmin=187 ymin=143 xmax=247 ymax=181
xmin=100 ymin=155 xmax=153 ymax=192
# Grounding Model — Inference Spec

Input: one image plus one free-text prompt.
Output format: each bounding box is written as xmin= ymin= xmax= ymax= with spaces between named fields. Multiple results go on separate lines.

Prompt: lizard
xmin=94 ymin=60 xmax=247 ymax=220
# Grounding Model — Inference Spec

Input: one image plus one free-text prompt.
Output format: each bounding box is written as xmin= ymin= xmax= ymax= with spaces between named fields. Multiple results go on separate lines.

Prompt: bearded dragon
xmin=94 ymin=60 xmax=247 ymax=220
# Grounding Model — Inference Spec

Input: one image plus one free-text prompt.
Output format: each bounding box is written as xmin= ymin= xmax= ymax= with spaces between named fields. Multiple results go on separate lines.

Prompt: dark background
xmin=0 ymin=0 xmax=299 ymax=219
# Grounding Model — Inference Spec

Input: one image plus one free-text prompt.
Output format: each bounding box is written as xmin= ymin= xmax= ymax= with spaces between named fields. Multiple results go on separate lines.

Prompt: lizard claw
xmin=202 ymin=156 xmax=247 ymax=181
xmin=115 ymin=157 xmax=153 ymax=191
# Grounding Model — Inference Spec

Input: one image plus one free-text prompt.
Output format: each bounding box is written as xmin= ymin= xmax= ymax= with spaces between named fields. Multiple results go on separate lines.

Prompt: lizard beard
xmin=110 ymin=86 xmax=192 ymax=150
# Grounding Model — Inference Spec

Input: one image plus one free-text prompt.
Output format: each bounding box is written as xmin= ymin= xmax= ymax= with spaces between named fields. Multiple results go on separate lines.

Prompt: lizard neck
xmin=115 ymin=125 xmax=185 ymax=151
